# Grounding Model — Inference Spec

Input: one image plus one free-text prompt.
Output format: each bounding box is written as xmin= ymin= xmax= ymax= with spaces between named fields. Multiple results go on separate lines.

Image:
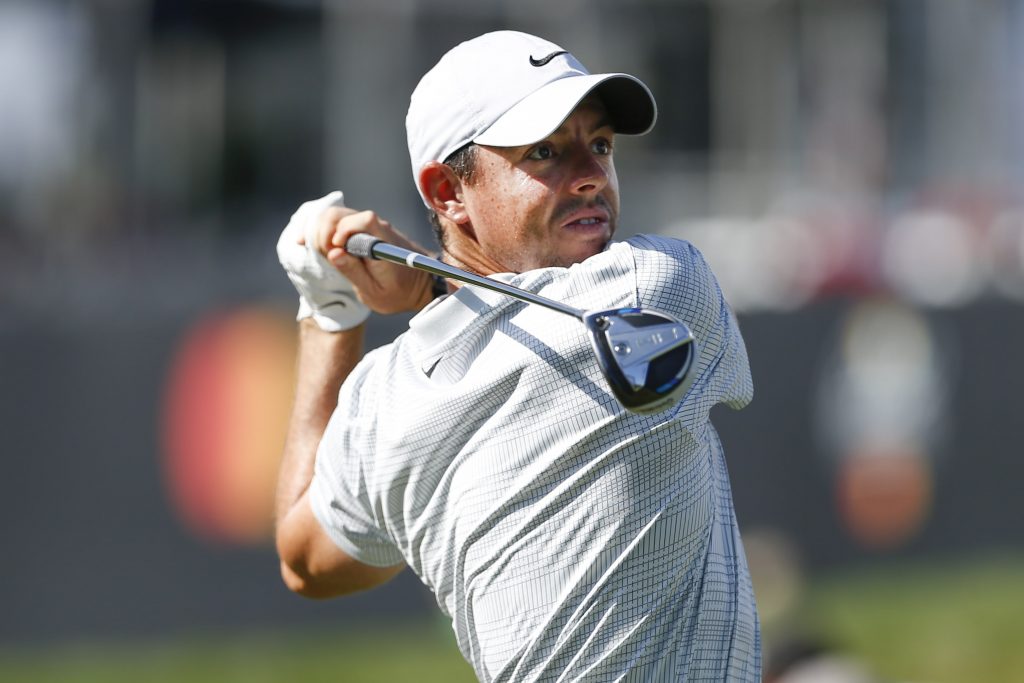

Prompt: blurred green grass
xmin=800 ymin=553 xmax=1024 ymax=683
xmin=1 ymin=555 xmax=1021 ymax=683
xmin=0 ymin=621 xmax=476 ymax=683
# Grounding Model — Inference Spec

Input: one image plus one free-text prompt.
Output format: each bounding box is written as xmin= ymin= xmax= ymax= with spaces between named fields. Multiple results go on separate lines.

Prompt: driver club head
xmin=583 ymin=308 xmax=698 ymax=414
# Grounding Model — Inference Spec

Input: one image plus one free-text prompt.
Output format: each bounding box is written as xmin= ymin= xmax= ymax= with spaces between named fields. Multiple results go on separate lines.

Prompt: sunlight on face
xmin=457 ymin=97 xmax=620 ymax=274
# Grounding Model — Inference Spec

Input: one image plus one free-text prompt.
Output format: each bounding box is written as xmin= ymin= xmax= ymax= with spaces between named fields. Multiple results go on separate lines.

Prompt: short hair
xmin=427 ymin=143 xmax=478 ymax=249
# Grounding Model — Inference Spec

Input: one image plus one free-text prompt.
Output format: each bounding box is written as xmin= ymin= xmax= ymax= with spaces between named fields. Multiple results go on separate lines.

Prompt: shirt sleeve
xmin=629 ymin=234 xmax=754 ymax=411
xmin=307 ymin=350 xmax=405 ymax=567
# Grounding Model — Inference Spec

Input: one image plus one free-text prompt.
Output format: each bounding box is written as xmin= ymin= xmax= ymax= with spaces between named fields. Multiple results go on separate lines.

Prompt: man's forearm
xmin=275 ymin=319 xmax=365 ymax=523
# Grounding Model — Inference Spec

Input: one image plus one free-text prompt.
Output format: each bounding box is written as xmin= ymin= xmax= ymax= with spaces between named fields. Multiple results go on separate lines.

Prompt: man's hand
xmin=277 ymin=191 xmax=371 ymax=332
xmin=309 ymin=205 xmax=435 ymax=315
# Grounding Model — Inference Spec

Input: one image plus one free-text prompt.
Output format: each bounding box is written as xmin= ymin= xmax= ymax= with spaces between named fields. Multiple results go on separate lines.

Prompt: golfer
xmin=275 ymin=30 xmax=759 ymax=681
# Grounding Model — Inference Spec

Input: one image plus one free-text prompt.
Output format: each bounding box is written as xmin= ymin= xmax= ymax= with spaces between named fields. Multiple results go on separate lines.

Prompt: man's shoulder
xmin=606 ymin=234 xmax=723 ymax=314
xmin=487 ymin=235 xmax=711 ymax=311
xmin=599 ymin=233 xmax=709 ymax=281
xmin=617 ymin=233 xmax=701 ymax=261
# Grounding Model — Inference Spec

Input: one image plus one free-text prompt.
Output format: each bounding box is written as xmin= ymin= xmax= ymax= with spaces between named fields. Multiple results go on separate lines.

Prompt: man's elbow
xmin=276 ymin=518 xmax=405 ymax=598
xmin=279 ymin=559 xmax=341 ymax=600
xmin=276 ymin=543 xmax=391 ymax=599
xmin=276 ymin=530 xmax=348 ymax=600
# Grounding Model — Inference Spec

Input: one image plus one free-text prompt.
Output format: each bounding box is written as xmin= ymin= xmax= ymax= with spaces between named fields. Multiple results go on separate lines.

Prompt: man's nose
xmin=569 ymin=148 xmax=609 ymax=195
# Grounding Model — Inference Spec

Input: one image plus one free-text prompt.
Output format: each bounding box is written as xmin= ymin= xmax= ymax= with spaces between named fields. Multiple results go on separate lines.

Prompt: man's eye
xmin=527 ymin=144 xmax=555 ymax=161
xmin=592 ymin=138 xmax=612 ymax=155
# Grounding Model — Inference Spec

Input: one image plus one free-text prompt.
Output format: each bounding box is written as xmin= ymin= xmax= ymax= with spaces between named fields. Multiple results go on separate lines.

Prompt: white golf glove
xmin=276 ymin=191 xmax=371 ymax=332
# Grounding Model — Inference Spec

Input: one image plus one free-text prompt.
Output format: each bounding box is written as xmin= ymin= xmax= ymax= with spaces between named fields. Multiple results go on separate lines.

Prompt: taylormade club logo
xmin=529 ymin=50 xmax=568 ymax=67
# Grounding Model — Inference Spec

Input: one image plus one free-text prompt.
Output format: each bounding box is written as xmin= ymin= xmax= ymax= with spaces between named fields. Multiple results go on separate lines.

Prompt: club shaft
xmin=351 ymin=237 xmax=585 ymax=319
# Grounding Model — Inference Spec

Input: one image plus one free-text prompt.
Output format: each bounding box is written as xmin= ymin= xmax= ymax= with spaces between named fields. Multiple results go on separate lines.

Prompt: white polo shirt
xmin=310 ymin=234 xmax=759 ymax=681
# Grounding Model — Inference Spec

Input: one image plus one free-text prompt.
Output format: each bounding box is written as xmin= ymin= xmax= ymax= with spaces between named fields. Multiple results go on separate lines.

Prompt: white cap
xmin=406 ymin=31 xmax=657 ymax=204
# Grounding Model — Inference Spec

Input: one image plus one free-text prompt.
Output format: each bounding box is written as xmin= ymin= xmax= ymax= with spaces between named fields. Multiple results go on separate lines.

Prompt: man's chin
xmin=575 ymin=230 xmax=614 ymax=261
xmin=553 ymin=241 xmax=610 ymax=268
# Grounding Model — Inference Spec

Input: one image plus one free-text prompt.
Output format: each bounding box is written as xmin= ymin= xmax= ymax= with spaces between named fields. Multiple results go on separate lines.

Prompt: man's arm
xmin=274 ymin=320 xmax=404 ymax=599
xmin=273 ymin=197 xmax=433 ymax=599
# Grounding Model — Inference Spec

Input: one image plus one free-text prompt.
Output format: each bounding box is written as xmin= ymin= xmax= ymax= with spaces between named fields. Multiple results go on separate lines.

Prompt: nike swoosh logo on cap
xmin=529 ymin=50 xmax=568 ymax=67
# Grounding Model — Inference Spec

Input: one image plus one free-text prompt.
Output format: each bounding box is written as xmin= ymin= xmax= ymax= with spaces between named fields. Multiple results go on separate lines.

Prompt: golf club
xmin=345 ymin=233 xmax=698 ymax=414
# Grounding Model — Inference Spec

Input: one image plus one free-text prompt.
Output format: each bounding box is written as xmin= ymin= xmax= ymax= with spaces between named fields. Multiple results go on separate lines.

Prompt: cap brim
xmin=472 ymin=73 xmax=657 ymax=147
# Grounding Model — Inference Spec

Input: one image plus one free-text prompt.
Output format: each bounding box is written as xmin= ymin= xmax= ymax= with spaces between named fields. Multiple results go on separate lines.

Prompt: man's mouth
xmin=561 ymin=207 xmax=611 ymax=229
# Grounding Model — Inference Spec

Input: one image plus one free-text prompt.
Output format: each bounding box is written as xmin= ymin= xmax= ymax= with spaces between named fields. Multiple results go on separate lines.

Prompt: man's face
xmin=456 ymin=98 xmax=620 ymax=273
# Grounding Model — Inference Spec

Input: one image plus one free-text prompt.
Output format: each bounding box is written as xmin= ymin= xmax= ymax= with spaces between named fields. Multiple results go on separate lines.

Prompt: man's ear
xmin=418 ymin=162 xmax=469 ymax=224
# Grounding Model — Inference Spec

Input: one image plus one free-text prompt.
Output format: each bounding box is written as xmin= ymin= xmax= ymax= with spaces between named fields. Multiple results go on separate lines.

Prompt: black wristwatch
xmin=431 ymin=273 xmax=448 ymax=298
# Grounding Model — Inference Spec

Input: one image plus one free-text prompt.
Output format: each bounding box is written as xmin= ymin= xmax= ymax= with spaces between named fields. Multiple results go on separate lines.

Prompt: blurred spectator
xmin=766 ymin=637 xmax=879 ymax=683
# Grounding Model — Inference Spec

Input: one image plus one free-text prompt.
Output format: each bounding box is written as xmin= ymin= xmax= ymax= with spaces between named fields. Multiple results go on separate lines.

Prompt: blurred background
xmin=2 ymin=0 xmax=1023 ymax=681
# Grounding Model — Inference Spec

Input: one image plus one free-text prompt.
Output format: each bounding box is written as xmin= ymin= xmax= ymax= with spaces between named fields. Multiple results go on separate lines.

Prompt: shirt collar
xmin=407 ymin=272 xmax=520 ymax=351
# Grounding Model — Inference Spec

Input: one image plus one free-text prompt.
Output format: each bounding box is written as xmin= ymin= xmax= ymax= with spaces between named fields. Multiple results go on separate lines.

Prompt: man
xmin=275 ymin=31 xmax=759 ymax=681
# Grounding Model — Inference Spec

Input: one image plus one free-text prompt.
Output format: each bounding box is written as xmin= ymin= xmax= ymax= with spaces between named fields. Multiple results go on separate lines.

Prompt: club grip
xmin=345 ymin=232 xmax=382 ymax=259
